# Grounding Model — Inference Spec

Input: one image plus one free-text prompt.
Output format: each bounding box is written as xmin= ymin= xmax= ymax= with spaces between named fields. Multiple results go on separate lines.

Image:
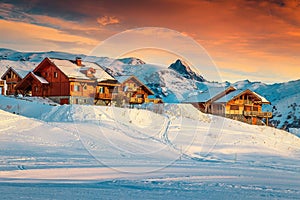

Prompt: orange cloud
xmin=97 ymin=16 xmax=120 ymax=26
xmin=32 ymin=15 xmax=100 ymax=31
xmin=0 ymin=19 xmax=99 ymax=53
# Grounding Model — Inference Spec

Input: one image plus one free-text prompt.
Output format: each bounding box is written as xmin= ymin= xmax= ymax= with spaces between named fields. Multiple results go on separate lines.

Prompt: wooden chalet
xmin=186 ymin=86 xmax=272 ymax=125
xmin=15 ymin=57 xmax=119 ymax=105
xmin=115 ymin=76 xmax=156 ymax=105
xmin=1 ymin=67 xmax=30 ymax=95
xmin=0 ymin=80 xmax=4 ymax=95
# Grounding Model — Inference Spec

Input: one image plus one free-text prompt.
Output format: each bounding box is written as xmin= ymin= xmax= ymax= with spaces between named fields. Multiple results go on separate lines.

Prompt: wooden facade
xmin=115 ymin=76 xmax=155 ymax=105
xmin=95 ymin=80 xmax=119 ymax=105
xmin=1 ymin=67 xmax=26 ymax=95
xmin=0 ymin=80 xmax=4 ymax=95
xmin=10 ymin=58 xmax=161 ymax=106
xmin=192 ymin=88 xmax=272 ymax=125
xmin=15 ymin=57 xmax=119 ymax=105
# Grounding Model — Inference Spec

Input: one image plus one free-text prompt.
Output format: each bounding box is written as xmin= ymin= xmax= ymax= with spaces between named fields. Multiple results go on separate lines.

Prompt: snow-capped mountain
xmin=169 ymin=59 xmax=205 ymax=82
xmin=117 ymin=57 xmax=146 ymax=65
xmin=0 ymin=48 xmax=299 ymax=132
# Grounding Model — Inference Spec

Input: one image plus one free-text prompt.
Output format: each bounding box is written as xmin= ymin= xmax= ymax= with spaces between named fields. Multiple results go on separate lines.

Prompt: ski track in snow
xmin=0 ymin=96 xmax=300 ymax=199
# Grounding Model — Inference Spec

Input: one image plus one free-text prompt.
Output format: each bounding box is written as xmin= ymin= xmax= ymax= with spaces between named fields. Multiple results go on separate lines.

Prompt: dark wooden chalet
xmin=15 ymin=57 xmax=119 ymax=105
xmin=115 ymin=76 xmax=155 ymax=105
xmin=1 ymin=67 xmax=30 ymax=95
xmin=185 ymin=86 xmax=272 ymax=125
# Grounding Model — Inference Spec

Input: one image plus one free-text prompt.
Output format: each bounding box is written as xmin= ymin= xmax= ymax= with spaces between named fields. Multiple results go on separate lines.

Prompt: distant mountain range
xmin=0 ymin=48 xmax=299 ymax=133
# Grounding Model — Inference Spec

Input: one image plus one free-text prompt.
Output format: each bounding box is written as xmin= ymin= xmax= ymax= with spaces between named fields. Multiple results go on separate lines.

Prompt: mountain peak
xmin=168 ymin=59 xmax=205 ymax=82
xmin=117 ymin=57 xmax=146 ymax=65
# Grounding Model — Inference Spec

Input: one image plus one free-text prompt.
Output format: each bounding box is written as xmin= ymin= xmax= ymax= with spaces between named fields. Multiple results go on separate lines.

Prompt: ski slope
xmin=0 ymin=96 xmax=300 ymax=199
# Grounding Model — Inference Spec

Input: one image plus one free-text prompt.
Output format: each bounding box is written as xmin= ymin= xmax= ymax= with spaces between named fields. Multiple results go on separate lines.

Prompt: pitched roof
xmin=1 ymin=67 xmax=31 ymax=80
xmin=215 ymin=89 xmax=270 ymax=104
xmin=115 ymin=75 xmax=132 ymax=83
xmin=115 ymin=75 xmax=154 ymax=95
xmin=184 ymin=86 xmax=236 ymax=103
xmin=214 ymin=89 xmax=244 ymax=103
xmin=31 ymin=72 xmax=49 ymax=84
xmin=47 ymin=58 xmax=115 ymax=82
xmin=15 ymin=71 xmax=49 ymax=90
xmin=251 ymin=91 xmax=270 ymax=104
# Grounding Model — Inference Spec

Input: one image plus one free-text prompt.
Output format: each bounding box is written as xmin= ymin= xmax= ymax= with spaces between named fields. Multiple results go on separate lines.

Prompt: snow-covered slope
xmin=0 ymin=96 xmax=300 ymax=199
xmin=0 ymin=48 xmax=205 ymax=102
xmin=233 ymin=79 xmax=300 ymax=131
xmin=1 ymin=48 xmax=299 ymax=132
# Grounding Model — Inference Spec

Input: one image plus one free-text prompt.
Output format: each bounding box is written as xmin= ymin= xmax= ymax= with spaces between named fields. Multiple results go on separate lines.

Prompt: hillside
xmin=0 ymin=48 xmax=299 ymax=132
xmin=0 ymin=96 xmax=300 ymax=199
xmin=233 ymin=80 xmax=300 ymax=131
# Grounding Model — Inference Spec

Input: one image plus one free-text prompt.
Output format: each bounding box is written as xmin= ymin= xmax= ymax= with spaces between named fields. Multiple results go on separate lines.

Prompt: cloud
xmin=1 ymin=0 xmax=300 ymax=82
xmin=97 ymin=16 xmax=120 ymax=26
xmin=0 ymin=19 xmax=99 ymax=53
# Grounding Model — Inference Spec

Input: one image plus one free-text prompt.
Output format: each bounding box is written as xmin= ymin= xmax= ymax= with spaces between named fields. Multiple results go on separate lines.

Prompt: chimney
xmin=75 ymin=57 xmax=82 ymax=66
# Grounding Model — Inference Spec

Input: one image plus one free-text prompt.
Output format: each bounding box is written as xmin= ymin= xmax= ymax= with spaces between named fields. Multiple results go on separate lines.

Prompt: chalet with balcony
xmin=1 ymin=67 xmax=30 ymax=95
xmin=15 ymin=57 xmax=118 ymax=105
xmin=185 ymin=86 xmax=272 ymax=125
xmin=115 ymin=76 xmax=155 ymax=105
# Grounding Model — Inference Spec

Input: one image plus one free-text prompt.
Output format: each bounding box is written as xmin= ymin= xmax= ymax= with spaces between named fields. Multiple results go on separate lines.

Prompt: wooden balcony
xmin=130 ymin=97 xmax=144 ymax=104
xmin=244 ymin=111 xmax=272 ymax=118
xmin=96 ymin=93 xmax=112 ymax=100
xmin=6 ymin=78 xmax=20 ymax=83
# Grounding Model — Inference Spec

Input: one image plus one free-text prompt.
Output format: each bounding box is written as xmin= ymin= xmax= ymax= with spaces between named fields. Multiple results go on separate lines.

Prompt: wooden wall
xmin=70 ymin=81 xmax=96 ymax=98
xmin=3 ymin=69 xmax=22 ymax=95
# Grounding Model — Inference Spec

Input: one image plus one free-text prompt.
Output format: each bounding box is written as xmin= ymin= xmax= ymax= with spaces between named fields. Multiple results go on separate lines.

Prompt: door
xmin=252 ymin=117 xmax=257 ymax=125
xmin=60 ymin=98 xmax=69 ymax=105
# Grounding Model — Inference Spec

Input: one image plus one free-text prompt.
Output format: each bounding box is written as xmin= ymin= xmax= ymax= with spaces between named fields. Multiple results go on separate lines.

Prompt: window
xmin=99 ymin=87 xmax=104 ymax=93
xmin=54 ymin=72 xmax=58 ymax=78
xmin=230 ymin=105 xmax=239 ymax=110
xmin=253 ymin=106 xmax=258 ymax=111
xmin=74 ymin=85 xmax=80 ymax=92
xmin=35 ymin=86 xmax=38 ymax=92
xmin=83 ymin=85 xmax=87 ymax=90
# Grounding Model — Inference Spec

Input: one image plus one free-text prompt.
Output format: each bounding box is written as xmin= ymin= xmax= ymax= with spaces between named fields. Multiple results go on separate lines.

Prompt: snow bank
xmin=1 ymin=96 xmax=300 ymax=166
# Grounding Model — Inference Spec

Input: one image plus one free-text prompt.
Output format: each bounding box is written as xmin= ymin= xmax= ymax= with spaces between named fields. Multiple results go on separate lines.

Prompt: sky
xmin=0 ymin=0 xmax=300 ymax=83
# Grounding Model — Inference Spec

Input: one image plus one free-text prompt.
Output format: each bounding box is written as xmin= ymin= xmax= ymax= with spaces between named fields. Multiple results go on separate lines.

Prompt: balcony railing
xmin=97 ymin=93 xmax=112 ymax=100
xmin=6 ymin=78 xmax=20 ymax=83
xmin=130 ymin=97 xmax=144 ymax=104
xmin=244 ymin=111 xmax=272 ymax=118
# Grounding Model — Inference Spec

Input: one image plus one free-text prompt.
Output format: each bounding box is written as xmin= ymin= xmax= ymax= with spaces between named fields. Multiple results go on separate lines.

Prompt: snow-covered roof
xmin=215 ymin=89 xmax=244 ymax=103
xmin=252 ymin=91 xmax=270 ymax=104
xmin=48 ymin=58 xmax=115 ymax=82
xmin=1 ymin=67 xmax=31 ymax=79
xmin=115 ymin=75 xmax=154 ymax=95
xmin=184 ymin=87 xmax=230 ymax=103
xmin=215 ymin=89 xmax=270 ymax=103
xmin=115 ymin=75 xmax=132 ymax=83
xmin=14 ymin=69 xmax=31 ymax=79
xmin=148 ymin=95 xmax=158 ymax=99
xmin=31 ymin=72 xmax=49 ymax=84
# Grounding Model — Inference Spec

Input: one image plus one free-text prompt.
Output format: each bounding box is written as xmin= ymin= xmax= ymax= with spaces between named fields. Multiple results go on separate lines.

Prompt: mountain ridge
xmin=0 ymin=48 xmax=299 ymax=133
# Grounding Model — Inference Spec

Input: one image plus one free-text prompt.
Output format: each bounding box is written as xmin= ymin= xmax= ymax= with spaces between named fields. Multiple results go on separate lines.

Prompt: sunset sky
xmin=0 ymin=0 xmax=300 ymax=83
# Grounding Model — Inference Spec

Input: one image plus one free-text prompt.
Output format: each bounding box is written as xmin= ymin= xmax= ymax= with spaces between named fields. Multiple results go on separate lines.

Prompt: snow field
xmin=1 ymin=96 xmax=300 ymax=199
